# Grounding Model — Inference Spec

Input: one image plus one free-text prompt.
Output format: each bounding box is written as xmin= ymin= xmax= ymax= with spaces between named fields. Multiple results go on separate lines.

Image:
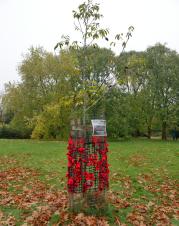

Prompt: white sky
xmin=0 ymin=0 xmax=179 ymax=91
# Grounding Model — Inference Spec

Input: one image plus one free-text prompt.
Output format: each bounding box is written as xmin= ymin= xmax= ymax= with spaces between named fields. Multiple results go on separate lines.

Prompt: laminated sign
xmin=91 ymin=119 xmax=107 ymax=136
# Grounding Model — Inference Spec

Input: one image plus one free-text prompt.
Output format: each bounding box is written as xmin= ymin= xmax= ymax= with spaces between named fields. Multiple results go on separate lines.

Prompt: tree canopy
xmin=1 ymin=43 xmax=179 ymax=140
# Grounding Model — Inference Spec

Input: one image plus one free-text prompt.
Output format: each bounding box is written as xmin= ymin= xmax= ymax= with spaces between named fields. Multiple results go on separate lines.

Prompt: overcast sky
xmin=0 ymin=0 xmax=179 ymax=91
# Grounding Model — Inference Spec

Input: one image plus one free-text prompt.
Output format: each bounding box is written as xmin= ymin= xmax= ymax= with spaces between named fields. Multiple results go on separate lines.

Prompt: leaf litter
xmin=0 ymin=156 xmax=178 ymax=225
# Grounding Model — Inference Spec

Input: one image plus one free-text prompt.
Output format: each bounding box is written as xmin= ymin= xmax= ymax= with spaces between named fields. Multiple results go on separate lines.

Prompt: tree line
xmin=0 ymin=43 xmax=179 ymax=140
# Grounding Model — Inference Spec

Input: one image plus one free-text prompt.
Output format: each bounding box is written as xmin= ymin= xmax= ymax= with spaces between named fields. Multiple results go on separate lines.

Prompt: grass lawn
xmin=0 ymin=139 xmax=178 ymax=225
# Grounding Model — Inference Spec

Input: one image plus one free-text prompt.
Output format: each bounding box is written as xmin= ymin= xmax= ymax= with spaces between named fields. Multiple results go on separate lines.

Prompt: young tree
xmin=55 ymin=0 xmax=133 ymax=126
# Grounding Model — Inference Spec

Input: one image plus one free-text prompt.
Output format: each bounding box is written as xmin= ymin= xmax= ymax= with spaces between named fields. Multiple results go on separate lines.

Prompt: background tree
xmin=115 ymin=51 xmax=148 ymax=137
xmin=146 ymin=44 xmax=179 ymax=140
xmin=2 ymin=43 xmax=179 ymax=140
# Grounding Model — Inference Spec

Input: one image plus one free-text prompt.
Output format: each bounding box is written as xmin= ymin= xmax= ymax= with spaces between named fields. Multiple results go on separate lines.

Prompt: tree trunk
xmin=162 ymin=121 xmax=167 ymax=140
xmin=147 ymin=126 xmax=151 ymax=139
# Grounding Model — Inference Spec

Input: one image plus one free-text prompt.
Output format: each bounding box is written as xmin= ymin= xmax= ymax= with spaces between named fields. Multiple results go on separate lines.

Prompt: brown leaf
xmin=0 ymin=210 xmax=3 ymax=221
xmin=115 ymin=216 xmax=121 ymax=225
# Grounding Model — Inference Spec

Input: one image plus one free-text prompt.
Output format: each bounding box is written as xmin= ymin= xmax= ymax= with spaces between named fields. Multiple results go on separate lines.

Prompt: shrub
xmin=0 ymin=125 xmax=31 ymax=139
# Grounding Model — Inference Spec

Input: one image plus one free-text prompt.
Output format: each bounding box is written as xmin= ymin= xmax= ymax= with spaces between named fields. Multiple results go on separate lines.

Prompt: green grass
xmin=110 ymin=139 xmax=179 ymax=178
xmin=1 ymin=139 xmax=178 ymax=180
xmin=0 ymin=138 xmax=178 ymax=225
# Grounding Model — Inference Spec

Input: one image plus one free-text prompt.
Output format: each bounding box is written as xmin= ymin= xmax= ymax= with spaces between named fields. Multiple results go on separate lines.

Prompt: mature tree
xmin=140 ymin=76 xmax=157 ymax=139
xmin=2 ymin=82 xmax=31 ymax=136
xmin=2 ymin=47 xmax=80 ymax=138
xmin=0 ymin=93 xmax=3 ymax=125
xmin=115 ymin=51 xmax=148 ymax=136
xmin=2 ymin=45 xmax=116 ymax=139
xmin=105 ymin=88 xmax=131 ymax=138
xmin=146 ymin=44 xmax=179 ymax=140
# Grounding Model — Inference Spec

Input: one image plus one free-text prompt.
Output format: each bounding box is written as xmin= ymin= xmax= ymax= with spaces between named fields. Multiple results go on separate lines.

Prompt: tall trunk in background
xmin=162 ymin=121 xmax=167 ymax=140
xmin=147 ymin=125 xmax=151 ymax=139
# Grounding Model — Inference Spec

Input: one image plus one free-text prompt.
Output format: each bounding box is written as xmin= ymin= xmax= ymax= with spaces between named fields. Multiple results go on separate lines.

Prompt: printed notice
xmin=91 ymin=119 xmax=107 ymax=136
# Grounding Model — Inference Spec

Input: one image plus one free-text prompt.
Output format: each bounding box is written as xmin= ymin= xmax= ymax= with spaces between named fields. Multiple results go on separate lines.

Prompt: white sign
xmin=91 ymin=119 xmax=107 ymax=136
